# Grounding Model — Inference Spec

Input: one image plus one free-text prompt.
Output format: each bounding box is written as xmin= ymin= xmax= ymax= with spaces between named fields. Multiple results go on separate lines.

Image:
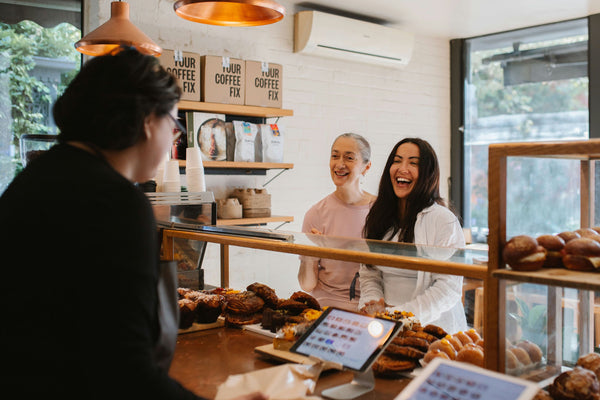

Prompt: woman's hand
xmin=360 ymin=298 xmax=386 ymax=315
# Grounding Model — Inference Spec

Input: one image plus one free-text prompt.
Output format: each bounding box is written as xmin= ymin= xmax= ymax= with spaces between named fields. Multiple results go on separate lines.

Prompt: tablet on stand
xmin=290 ymin=307 xmax=402 ymax=400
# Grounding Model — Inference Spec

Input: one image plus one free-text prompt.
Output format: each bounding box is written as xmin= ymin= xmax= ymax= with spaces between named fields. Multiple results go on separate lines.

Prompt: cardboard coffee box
xmin=159 ymin=49 xmax=200 ymax=101
xmin=201 ymin=55 xmax=245 ymax=105
xmin=245 ymin=60 xmax=282 ymax=108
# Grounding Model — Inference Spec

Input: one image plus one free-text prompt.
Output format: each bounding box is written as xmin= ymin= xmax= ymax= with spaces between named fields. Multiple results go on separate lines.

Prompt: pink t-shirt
xmin=301 ymin=193 xmax=372 ymax=311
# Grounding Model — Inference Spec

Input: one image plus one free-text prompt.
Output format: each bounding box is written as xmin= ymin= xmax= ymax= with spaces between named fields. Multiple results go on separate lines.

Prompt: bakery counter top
xmin=169 ymin=327 xmax=411 ymax=399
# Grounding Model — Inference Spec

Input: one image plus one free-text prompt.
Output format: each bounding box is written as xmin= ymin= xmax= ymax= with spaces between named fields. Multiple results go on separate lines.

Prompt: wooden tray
xmin=254 ymin=344 xmax=341 ymax=371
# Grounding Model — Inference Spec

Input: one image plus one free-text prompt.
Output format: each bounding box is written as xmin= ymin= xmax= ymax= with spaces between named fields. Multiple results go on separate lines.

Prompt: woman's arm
xmin=357 ymin=263 xmax=384 ymax=310
xmin=298 ymin=256 xmax=319 ymax=291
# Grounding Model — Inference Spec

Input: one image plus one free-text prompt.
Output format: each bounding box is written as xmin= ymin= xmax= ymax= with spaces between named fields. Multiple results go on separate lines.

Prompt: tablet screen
xmin=395 ymin=357 xmax=540 ymax=400
xmin=289 ymin=307 xmax=400 ymax=372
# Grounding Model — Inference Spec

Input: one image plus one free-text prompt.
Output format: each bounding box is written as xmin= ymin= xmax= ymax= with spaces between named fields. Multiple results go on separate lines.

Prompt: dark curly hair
xmin=363 ymin=137 xmax=447 ymax=243
xmin=53 ymin=47 xmax=181 ymax=150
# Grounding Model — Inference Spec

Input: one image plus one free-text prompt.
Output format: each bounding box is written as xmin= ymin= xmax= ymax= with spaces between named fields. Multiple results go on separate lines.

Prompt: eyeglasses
xmin=167 ymin=114 xmax=187 ymax=143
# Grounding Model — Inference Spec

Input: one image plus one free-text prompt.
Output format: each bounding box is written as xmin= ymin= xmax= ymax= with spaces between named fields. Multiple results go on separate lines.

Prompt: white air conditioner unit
xmin=294 ymin=11 xmax=414 ymax=68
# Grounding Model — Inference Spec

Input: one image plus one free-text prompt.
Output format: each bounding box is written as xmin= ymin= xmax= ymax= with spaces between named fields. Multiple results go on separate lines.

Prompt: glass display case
xmin=487 ymin=138 xmax=600 ymax=380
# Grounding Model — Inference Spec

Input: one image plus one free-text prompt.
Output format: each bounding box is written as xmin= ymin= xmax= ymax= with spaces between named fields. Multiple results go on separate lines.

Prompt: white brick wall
xmin=89 ymin=0 xmax=451 ymax=297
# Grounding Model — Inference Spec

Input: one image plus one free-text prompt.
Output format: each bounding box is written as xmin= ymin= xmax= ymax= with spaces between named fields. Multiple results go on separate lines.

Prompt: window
xmin=0 ymin=0 xmax=82 ymax=194
xmin=458 ymin=18 xmax=589 ymax=242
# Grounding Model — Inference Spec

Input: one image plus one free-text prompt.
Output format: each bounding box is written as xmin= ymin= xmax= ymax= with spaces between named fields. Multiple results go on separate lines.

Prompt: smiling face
xmin=330 ymin=136 xmax=368 ymax=188
xmin=389 ymin=142 xmax=420 ymax=200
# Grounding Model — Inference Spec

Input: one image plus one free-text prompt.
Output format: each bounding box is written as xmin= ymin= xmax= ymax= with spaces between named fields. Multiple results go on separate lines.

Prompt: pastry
xmin=549 ymin=367 xmax=600 ymax=400
xmin=428 ymin=338 xmax=457 ymax=360
xmin=195 ymin=292 xmax=224 ymax=323
xmin=562 ymin=238 xmax=600 ymax=271
xmin=517 ymin=340 xmax=543 ymax=364
xmin=178 ymin=298 xmax=197 ymax=329
xmin=503 ymin=235 xmax=546 ymax=271
xmin=384 ymin=343 xmax=425 ymax=360
xmin=423 ymin=348 xmax=450 ymax=364
xmin=224 ymin=291 xmax=265 ymax=314
xmin=456 ymin=343 xmax=484 ymax=367
xmin=290 ymin=291 xmax=321 ymax=310
xmin=465 ymin=328 xmax=482 ymax=343
xmin=558 ymin=231 xmax=581 ymax=243
xmin=509 ymin=346 xmax=532 ymax=368
xmin=372 ymin=355 xmax=418 ymax=376
xmin=505 ymin=348 xmax=520 ymax=370
xmin=454 ymin=331 xmax=474 ymax=346
xmin=576 ymin=228 xmax=600 ymax=241
xmin=537 ymin=234 xmax=565 ymax=267
xmin=423 ymin=324 xmax=448 ymax=339
xmin=577 ymin=352 xmax=600 ymax=380
xmin=247 ymin=282 xmax=278 ymax=308
xmin=277 ymin=299 xmax=310 ymax=315
xmin=401 ymin=329 xmax=437 ymax=343
xmin=391 ymin=336 xmax=430 ymax=352
xmin=444 ymin=334 xmax=464 ymax=352
xmin=224 ymin=311 xmax=263 ymax=326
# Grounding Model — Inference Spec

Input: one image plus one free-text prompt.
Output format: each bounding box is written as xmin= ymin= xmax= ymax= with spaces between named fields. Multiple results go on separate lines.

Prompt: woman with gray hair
xmin=299 ymin=133 xmax=375 ymax=311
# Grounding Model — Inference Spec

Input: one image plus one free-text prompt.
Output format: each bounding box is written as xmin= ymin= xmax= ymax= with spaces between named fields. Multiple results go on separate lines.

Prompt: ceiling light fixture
xmin=75 ymin=1 xmax=161 ymax=57
xmin=173 ymin=0 xmax=285 ymax=27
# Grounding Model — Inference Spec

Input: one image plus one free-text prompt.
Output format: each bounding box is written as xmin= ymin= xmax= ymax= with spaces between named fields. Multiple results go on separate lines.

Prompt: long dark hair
xmin=363 ymin=137 xmax=444 ymax=243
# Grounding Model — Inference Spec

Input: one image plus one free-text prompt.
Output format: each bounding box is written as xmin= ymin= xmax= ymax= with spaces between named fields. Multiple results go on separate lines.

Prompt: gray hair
xmin=333 ymin=133 xmax=371 ymax=163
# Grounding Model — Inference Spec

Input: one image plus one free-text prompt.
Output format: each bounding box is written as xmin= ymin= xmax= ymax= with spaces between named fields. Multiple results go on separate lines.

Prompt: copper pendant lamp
xmin=75 ymin=1 xmax=162 ymax=57
xmin=173 ymin=0 xmax=285 ymax=26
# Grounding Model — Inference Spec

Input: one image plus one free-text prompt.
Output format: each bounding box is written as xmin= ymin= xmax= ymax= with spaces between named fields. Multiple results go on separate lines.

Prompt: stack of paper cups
xmin=163 ymin=159 xmax=181 ymax=192
xmin=154 ymin=152 xmax=169 ymax=192
xmin=186 ymin=146 xmax=206 ymax=193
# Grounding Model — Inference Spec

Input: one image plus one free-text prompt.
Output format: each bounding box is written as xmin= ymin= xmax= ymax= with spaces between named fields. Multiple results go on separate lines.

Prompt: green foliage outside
xmin=466 ymin=36 xmax=589 ymax=239
xmin=0 ymin=20 xmax=80 ymax=190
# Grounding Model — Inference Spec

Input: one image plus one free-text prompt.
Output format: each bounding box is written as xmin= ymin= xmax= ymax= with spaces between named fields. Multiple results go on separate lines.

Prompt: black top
xmin=0 ymin=144 xmax=203 ymax=400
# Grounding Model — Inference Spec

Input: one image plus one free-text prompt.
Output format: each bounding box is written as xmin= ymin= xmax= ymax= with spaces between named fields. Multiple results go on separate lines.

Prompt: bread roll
xmin=423 ymin=348 xmax=450 ymax=364
xmin=562 ymin=238 xmax=600 ymax=271
xmin=517 ymin=340 xmax=543 ymax=364
xmin=505 ymin=348 xmax=520 ymax=370
xmin=503 ymin=235 xmax=546 ymax=271
xmin=558 ymin=231 xmax=581 ymax=243
xmin=537 ymin=234 xmax=565 ymax=267
xmin=454 ymin=331 xmax=474 ymax=346
xmin=509 ymin=346 xmax=532 ymax=368
xmin=428 ymin=338 xmax=457 ymax=360
xmin=550 ymin=367 xmax=600 ymax=400
xmin=456 ymin=343 xmax=484 ymax=367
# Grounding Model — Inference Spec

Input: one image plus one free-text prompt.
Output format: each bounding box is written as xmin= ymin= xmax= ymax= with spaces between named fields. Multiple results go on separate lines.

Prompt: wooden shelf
xmin=216 ymin=215 xmax=293 ymax=226
xmin=177 ymin=160 xmax=293 ymax=170
xmin=178 ymin=100 xmax=293 ymax=118
xmin=493 ymin=267 xmax=600 ymax=291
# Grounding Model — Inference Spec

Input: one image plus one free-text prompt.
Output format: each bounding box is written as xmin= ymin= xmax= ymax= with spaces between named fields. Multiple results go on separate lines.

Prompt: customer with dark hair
xmin=299 ymin=133 xmax=375 ymax=310
xmin=0 ymin=47 xmax=265 ymax=400
xmin=358 ymin=137 xmax=467 ymax=333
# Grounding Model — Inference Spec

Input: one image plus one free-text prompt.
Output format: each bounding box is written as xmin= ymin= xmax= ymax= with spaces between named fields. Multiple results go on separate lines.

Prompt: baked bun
xmin=503 ymin=235 xmax=546 ymax=271
xmin=423 ymin=348 xmax=450 ymax=364
xmin=509 ymin=346 xmax=532 ymax=368
xmin=576 ymin=228 xmax=600 ymax=242
xmin=558 ymin=231 xmax=581 ymax=243
xmin=517 ymin=340 xmax=543 ymax=364
xmin=290 ymin=291 xmax=321 ymax=310
xmin=549 ymin=366 xmax=600 ymax=400
xmin=444 ymin=334 xmax=464 ymax=352
xmin=505 ymin=348 xmax=520 ymax=370
xmin=456 ymin=343 xmax=484 ymax=367
xmin=465 ymin=328 xmax=482 ymax=343
xmin=247 ymin=282 xmax=278 ymax=308
xmin=562 ymin=238 xmax=600 ymax=271
xmin=454 ymin=331 xmax=474 ymax=346
xmin=578 ymin=352 xmax=600 ymax=380
xmin=537 ymin=234 xmax=566 ymax=267
xmin=428 ymin=338 xmax=457 ymax=360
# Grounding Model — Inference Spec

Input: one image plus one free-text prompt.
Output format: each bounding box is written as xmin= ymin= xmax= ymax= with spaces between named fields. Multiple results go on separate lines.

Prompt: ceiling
xmin=289 ymin=0 xmax=600 ymax=39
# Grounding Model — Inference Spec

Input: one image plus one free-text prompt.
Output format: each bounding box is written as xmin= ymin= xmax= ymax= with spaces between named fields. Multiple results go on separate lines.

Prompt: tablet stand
xmin=321 ymin=368 xmax=376 ymax=400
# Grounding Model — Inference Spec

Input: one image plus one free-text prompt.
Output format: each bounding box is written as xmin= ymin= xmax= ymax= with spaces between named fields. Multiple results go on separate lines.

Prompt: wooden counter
xmin=169 ymin=327 xmax=411 ymax=399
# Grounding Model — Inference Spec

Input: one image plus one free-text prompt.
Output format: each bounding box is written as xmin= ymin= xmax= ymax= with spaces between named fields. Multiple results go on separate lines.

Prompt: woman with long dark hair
xmin=358 ymin=138 xmax=467 ymax=333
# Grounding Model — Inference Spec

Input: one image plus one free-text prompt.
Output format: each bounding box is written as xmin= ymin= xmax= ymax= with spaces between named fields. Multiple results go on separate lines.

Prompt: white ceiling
xmin=288 ymin=0 xmax=600 ymax=39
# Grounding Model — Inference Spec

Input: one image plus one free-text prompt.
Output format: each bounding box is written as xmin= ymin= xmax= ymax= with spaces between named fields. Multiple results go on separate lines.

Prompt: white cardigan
xmin=358 ymin=203 xmax=468 ymax=334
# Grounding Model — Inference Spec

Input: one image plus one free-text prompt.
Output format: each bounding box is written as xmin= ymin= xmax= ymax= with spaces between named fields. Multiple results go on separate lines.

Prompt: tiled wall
xmin=89 ymin=0 xmax=451 ymax=297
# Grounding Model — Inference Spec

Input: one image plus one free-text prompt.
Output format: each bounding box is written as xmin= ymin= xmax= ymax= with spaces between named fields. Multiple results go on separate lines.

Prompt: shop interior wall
xmin=86 ymin=0 xmax=451 ymax=296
